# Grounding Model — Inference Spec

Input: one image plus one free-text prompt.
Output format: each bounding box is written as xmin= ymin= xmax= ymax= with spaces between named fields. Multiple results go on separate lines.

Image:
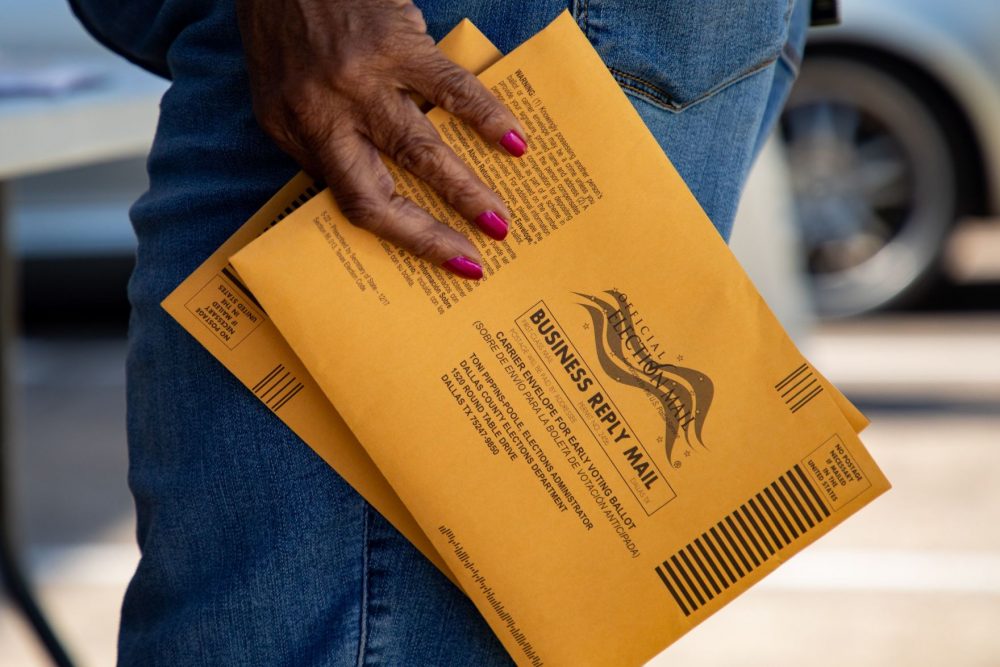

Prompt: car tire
xmin=780 ymin=55 xmax=961 ymax=317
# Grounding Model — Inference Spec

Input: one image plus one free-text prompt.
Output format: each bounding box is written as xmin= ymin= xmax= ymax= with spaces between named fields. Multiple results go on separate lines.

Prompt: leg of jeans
xmin=117 ymin=2 xmax=515 ymax=663
xmin=118 ymin=1 xmax=800 ymax=664
xmin=752 ymin=0 xmax=811 ymax=159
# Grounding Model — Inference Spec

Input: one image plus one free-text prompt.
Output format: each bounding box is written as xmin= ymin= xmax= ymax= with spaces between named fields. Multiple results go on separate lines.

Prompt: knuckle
xmin=463 ymin=94 xmax=505 ymax=130
xmin=373 ymin=169 xmax=397 ymax=200
xmin=433 ymin=71 xmax=502 ymax=126
xmin=445 ymin=176 xmax=486 ymax=212
xmin=338 ymin=192 xmax=385 ymax=232
xmin=391 ymin=133 xmax=447 ymax=175
xmin=409 ymin=230 xmax=448 ymax=261
xmin=431 ymin=68 xmax=477 ymax=111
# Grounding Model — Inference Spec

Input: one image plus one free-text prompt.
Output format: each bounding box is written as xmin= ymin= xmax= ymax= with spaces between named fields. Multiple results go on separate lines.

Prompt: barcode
xmin=654 ymin=465 xmax=829 ymax=616
xmin=220 ymin=265 xmax=264 ymax=311
xmin=260 ymin=181 xmax=324 ymax=236
xmin=775 ymin=363 xmax=823 ymax=413
xmin=252 ymin=363 xmax=304 ymax=413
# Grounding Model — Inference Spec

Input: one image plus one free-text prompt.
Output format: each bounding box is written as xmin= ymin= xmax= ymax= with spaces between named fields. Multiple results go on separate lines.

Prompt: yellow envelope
xmin=228 ymin=11 xmax=890 ymax=666
xmin=161 ymin=19 xmax=504 ymax=585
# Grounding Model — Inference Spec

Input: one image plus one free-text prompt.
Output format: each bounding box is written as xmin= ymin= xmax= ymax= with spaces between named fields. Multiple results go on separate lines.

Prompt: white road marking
xmin=809 ymin=333 xmax=1000 ymax=389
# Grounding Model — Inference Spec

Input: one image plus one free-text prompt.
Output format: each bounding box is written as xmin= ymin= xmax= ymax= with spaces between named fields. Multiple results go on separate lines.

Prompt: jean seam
xmin=355 ymin=504 xmax=371 ymax=667
xmin=779 ymin=41 xmax=802 ymax=78
xmin=610 ymin=56 xmax=779 ymax=113
xmin=571 ymin=0 xmax=591 ymax=40
xmin=601 ymin=0 xmax=795 ymax=114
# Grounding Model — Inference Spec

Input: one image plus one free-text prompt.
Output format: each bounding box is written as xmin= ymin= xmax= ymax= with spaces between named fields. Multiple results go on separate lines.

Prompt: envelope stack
xmin=164 ymin=13 xmax=889 ymax=666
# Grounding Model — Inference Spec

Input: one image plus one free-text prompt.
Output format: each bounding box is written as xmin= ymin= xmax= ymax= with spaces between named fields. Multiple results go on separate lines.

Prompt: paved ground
xmin=2 ymin=314 xmax=999 ymax=666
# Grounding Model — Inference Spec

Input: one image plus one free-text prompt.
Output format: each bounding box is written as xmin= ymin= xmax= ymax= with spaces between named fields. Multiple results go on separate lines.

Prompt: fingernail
xmin=442 ymin=256 xmax=483 ymax=280
xmin=499 ymin=130 xmax=527 ymax=157
xmin=475 ymin=211 xmax=509 ymax=241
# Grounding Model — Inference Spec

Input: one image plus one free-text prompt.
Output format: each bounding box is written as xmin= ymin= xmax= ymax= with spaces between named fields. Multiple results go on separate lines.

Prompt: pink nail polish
xmin=475 ymin=211 xmax=509 ymax=241
xmin=499 ymin=130 xmax=527 ymax=157
xmin=442 ymin=256 xmax=483 ymax=280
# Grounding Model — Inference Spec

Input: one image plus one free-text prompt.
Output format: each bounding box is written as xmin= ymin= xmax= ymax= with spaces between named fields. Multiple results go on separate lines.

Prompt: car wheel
xmin=780 ymin=55 xmax=959 ymax=317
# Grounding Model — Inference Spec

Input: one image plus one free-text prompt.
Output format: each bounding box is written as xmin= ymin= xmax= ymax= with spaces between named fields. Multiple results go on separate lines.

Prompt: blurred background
xmin=0 ymin=0 xmax=997 ymax=665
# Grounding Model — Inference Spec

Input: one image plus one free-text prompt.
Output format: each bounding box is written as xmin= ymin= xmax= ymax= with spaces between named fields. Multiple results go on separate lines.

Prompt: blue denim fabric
xmin=70 ymin=1 xmax=807 ymax=664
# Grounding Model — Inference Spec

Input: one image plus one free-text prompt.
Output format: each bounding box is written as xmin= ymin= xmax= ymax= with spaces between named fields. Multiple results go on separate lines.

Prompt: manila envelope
xmin=227 ymin=11 xmax=890 ymax=667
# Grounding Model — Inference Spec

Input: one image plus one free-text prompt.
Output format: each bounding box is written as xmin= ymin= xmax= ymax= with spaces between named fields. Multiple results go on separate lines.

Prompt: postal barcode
xmin=221 ymin=265 xmax=265 ymax=312
xmin=776 ymin=363 xmax=823 ymax=413
xmin=252 ymin=364 xmax=304 ymax=413
xmin=260 ymin=181 xmax=324 ymax=236
xmin=654 ymin=465 xmax=830 ymax=617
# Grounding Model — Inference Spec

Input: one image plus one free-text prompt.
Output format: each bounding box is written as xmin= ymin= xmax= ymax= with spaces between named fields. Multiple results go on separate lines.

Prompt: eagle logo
xmin=576 ymin=290 xmax=714 ymax=467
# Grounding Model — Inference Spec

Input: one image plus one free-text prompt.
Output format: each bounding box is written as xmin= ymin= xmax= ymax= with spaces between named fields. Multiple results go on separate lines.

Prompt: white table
xmin=0 ymin=57 xmax=166 ymax=667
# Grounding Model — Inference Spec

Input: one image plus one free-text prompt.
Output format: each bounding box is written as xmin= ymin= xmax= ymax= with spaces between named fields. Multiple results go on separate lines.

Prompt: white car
xmin=781 ymin=0 xmax=1000 ymax=316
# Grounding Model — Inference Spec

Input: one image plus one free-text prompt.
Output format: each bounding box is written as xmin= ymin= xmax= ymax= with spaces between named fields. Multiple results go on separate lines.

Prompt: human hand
xmin=236 ymin=0 xmax=528 ymax=279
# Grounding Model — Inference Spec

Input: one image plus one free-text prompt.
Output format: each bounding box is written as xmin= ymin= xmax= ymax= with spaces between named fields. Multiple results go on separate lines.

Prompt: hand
xmin=236 ymin=0 xmax=528 ymax=279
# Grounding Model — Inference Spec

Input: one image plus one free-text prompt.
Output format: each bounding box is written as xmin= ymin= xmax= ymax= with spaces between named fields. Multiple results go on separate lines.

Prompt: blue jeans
xmin=71 ymin=0 xmax=808 ymax=664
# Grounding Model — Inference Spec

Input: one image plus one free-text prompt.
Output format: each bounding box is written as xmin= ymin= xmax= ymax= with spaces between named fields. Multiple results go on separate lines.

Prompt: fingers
xmin=406 ymin=54 xmax=528 ymax=157
xmin=367 ymin=94 xmax=512 ymax=241
xmin=312 ymin=132 xmax=486 ymax=279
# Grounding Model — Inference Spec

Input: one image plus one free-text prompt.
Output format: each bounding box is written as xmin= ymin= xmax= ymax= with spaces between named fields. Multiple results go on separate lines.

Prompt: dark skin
xmin=236 ymin=0 xmax=527 ymax=277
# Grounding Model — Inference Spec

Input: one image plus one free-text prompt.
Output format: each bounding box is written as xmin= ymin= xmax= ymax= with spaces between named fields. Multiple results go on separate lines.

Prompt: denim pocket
xmin=575 ymin=0 xmax=794 ymax=111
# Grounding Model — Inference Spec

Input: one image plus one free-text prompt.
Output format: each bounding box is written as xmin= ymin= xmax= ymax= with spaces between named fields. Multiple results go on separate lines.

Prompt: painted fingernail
xmin=442 ymin=256 xmax=484 ymax=280
xmin=499 ymin=130 xmax=527 ymax=157
xmin=475 ymin=210 xmax=509 ymax=241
